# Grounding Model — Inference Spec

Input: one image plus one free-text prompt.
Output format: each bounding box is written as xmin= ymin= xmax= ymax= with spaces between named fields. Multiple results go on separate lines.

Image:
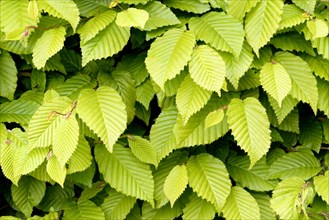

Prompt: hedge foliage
xmin=0 ymin=0 xmax=328 ymax=219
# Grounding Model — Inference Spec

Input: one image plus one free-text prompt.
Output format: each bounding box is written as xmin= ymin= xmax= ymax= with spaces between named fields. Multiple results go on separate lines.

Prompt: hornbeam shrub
xmin=0 ymin=0 xmax=328 ymax=219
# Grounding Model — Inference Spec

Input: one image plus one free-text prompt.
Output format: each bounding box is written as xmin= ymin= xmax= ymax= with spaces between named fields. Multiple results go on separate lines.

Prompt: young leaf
xmin=317 ymin=78 xmax=329 ymax=117
xmin=63 ymin=200 xmax=105 ymax=220
xmin=128 ymin=135 xmax=157 ymax=166
xmin=0 ymin=51 xmax=17 ymax=100
xmin=164 ymin=0 xmax=210 ymax=14
xmin=32 ymin=27 xmax=66 ymax=69
xmin=227 ymin=0 xmax=260 ymax=21
xmin=300 ymin=54 xmax=329 ymax=81
xmin=189 ymin=45 xmax=226 ymax=95
xmin=66 ymin=136 xmax=92 ymax=174
xmin=186 ymin=153 xmax=231 ymax=212
xmin=227 ymin=98 xmax=271 ymax=168
xmin=222 ymin=186 xmax=260 ymax=220
xmin=292 ymin=0 xmax=316 ymax=14
xmin=145 ymin=29 xmax=195 ymax=90
xmin=204 ymin=108 xmax=224 ymax=129
xmin=252 ymin=193 xmax=276 ymax=220
xmin=164 ymin=165 xmax=188 ymax=207
xmin=182 ymin=193 xmax=216 ymax=220
xmin=307 ymin=19 xmax=329 ymax=40
xmin=77 ymin=86 xmax=127 ymax=153
xmin=313 ymin=171 xmax=329 ymax=204
xmin=278 ymin=4 xmax=308 ymax=30
xmin=46 ymin=154 xmax=67 ymax=187
xmin=245 ymin=0 xmax=283 ymax=56
xmin=311 ymin=37 xmax=329 ymax=60
xmin=136 ymin=79 xmax=155 ymax=110
xmin=116 ymin=8 xmax=149 ymax=28
xmin=176 ymin=75 xmax=212 ymax=124
xmin=142 ymin=201 xmax=183 ymax=220
xmin=268 ymin=95 xmax=298 ymax=124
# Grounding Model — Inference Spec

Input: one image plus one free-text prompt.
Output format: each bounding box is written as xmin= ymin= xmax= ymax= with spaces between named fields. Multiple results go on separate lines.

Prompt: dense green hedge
xmin=0 ymin=0 xmax=329 ymax=219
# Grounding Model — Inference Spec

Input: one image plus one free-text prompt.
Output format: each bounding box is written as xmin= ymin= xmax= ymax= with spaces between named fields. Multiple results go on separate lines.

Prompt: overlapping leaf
xmin=128 ymin=135 xmax=157 ymax=166
xmin=278 ymin=4 xmax=308 ymax=30
xmin=313 ymin=171 xmax=329 ymax=204
xmin=227 ymin=0 xmax=260 ymax=21
xmin=182 ymin=193 xmax=216 ymax=220
xmin=0 ymin=51 xmax=17 ymax=100
xmin=164 ymin=0 xmax=210 ymax=14
xmin=116 ymin=8 xmax=149 ymax=28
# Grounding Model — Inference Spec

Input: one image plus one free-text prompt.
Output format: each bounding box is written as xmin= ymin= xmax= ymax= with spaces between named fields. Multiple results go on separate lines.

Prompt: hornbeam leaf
xmin=268 ymin=95 xmax=298 ymax=124
xmin=222 ymin=186 xmax=260 ymax=220
xmin=176 ymin=75 xmax=212 ymax=124
xmin=46 ymin=154 xmax=67 ymax=187
xmin=245 ymin=0 xmax=283 ymax=56
xmin=77 ymin=86 xmax=127 ymax=153
xmin=182 ymin=193 xmax=216 ymax=220
xmin=0 ymin=51 xmax=18 ymax=100
xmin=292 ymin=0 xmax=316 ymax=14
xmin=260 ymin=62 xmax=292 ymax=107
xmin=227 ymin=98 xmax=271 ymax=168
xmin=142 ymin=201 xmax=184 ymax=220
xmin=187 ymin=153 xmax=231 ymax=212
xmin=128 ymin=135 xmax=157 ymax=166
xmin=317 ymin=78 xmax=329 ymax=117
xmin=314 ymin=171 xmax=329 ymax=204
xmin=278 ymin=4 xmax=308 ymax=30
xmin=252 ymin=193 xmax=276 ymax=220
xmin=270 ymin=177 xmax=305 ymax=220
xmin=95 ymin=144 xmax=154 ymax=205
xmin=11 ymin=176 xmax=46 ymax=217
xmin=116 ymin=8 xmax=149 ymax=28
xmin=67 ymin=136 xmax=92 ymax=174
xmin=38 ymin=0 xmax=80 ymax=31
xmin=299 ymin=119 xmax=323 ymax=153
xmin=307 ymin=19 xmax=329 ymax=40
xmin=32 ymin=27 xmax=66 ymax=69
xmin=164 ymin=165 xmax=188 ymax=207
xmin=120 ymin=0 xmax=149 ymax=4
xmin=300 ymin=54 xmax=329 ymax=81
xmin=63 ymin=200 xmax=105 ymax=220
xmin=189 ymin=12 xmax=244 ymax=57
xmin=145 ymin=29 xmax=195 ymax=90
xmin=189 ymin=45 xmax=226 ymax=95
xmin=81 ymin=22 xmax=130 ymax=66
xmin=20 ymin=148 xmax=49 ymax=176
xmin=227 ymin=0 xmax=260 ymax=21
xmin=311 ymin=37 xmax=329 ymax=59
xmin=274 ymin=52 xmax=318 ymax=113
xmin=205 ymin=108 xmax=224 ymax=129
xmin=164 ymin=0 xmax=210 ymax=14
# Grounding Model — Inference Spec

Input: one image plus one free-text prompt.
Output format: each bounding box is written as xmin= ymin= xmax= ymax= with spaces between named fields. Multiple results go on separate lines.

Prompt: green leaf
xmin=67 ymin=136 xmax=92 ymax=174
xmin=245 ymin=0 xmax=283 ymax=56
xmin=176 ymin=75 xmax=212 ymax=124
xmin=189 ymin=12 xmax=244 ymax=57
xmin=128 ymin=135 xmax=157 ymax=166
xmin=307 ymin=19 xmax=329 ymax=40
xmin=46 ymin=154 xmax=67 ymax=187
xmin=116 ymin=8 xmax=149 ymax=28
xmin=55 ymin=74 xmax=92 ymax=99
xmin=101 ymin=189 xmax=136 ymax=220
xmin=189 ymin=45 xmax=226 ymax=95
xmin=182 ymin=193 xmax=216 ymax=220
xmin=138 ymin=1 xmax=180 ymax=31
xmin=292 ymin=0 xmax=316 ymax=14
xmin=0 ymin=51 xmax=17 ymax=100
xmin=164 ymin=0 xmax=210 ymax=14
xmin=314 ymin=171 xmax=329 ymax=204
xmin=136 ymin=79 xmax=155 ymax=110
xmin=150 ymin=106 xmax=178 ymax=162
xmin=269 ymin=150 xmax=321 ymax=180
xmin=38 ymin=0 xmax=80 ymax=31
xmin=32 ymin=27 xmax=66 ymax=69
xmin=77 ymin=86 xmax=127 ymax=153
xmin=260 ymin=62 xmax=292 ymax=107
xmin=81 ymin=22 xmax=130 ymax=66
xmin=11 ymin=176 xmax=46 ymax=217
xmin=186 ymin=153 xmax=231 ymax=212
xmin=204 ymin=108 xmax=224 ymax=129
xmin=227 ymin=97 xmax=271 ymax=168
xmin=227 ymin=0 xmax=260 ymax=21
xmin=145 ymin=29 xmax=195 ymax=90
xmin=270 ymin=177 xmax=305 ymax=220
xmin=268 ymin=95 xmax=298 ymax=124
xmin=278 ymin=4 xmax=308 ymax=30
xmin=252 ymin=193 xmax=276 ymax=220
xmin=299 ymin=119 xmax=323 ymax=153
xmin=119 ymin=0 xmax=150 ymax=4
xmin=19 ymin=148 xmax=49 ymax=176
xmin=142 ymin=201 xmax=183 ymax=220
xmin=63 ymin=200 xmax=105 ymax=220
xmin=78 ymin=10 xmax=117 ymax=45
xmin=274 ymin=52 xmax=318 ymax=113
xmin=227 ymin=156 xmax=276 ymax=192
xmin=317 ymin=77 xmax=329 ymax=117
xmin=311 ymin=37 xmax=329 ymax=60
xmin=222 ymin=186 xmax=260 ymax=220
xmin=27 ymin=0 xmax=39 ymax=21
xmin=300 ymin=54 xmax=329 ymax=81
xmin=164 ymin=165 xmax=188 ymax=207
xmin=95 ymin=144 xmax=154 ymax=205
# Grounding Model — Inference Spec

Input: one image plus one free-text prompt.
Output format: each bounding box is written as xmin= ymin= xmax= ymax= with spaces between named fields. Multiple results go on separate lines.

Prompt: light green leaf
xmin=66 ymin=136 xmax=92 ymax=174
xmin=182 ymin=193 xmax=216 ymax=220
xmin=142 ymin=201 xmax=183 ymax=220
xmin=67 ymin=162 xmax=95 ymax=187
xmin=176 ymin=75 xmax=212 ymax=124
xmin=145 ymin=29 xmax=195 ymax=90
xmin=270 ymin=177 xmax=305 ymax=220
xmin=32 ymin=27 xmax=66 ymax=69
xmin=317 ymin=78 xmax=329 ymax=117
xmin=119 ymin=0 xmax=150 ymax=4
xmin=19 ymin=148 xmax=49 ymax=176
xmin=245 ymin=0 xmax=283 ymax=56
xmin=0 ymin=51 xmax=17 ymax=100
xmin=78 ymin=10 xmax=117 ymax=44
xmin=222 ymin=186 xmax=260 ymax=220
xmin=95 ymin=144 xmax=154 ymax=205
xmin=252 ymin=193 xmax=276 ymax=220
xmin=268 ymin=95 xmax=298 ymax=124
xmin=47 ymin=154 xmax=67 ymax=187
xmin=300 ymin=54 xmax=329 ymax=81
xmin=260 ymin=62 xmax=292 ymax=107
xmin=311 ymin=37 xmax=329 ymax=60
xmin=101 ymin=189 xmax=136 ymax=220
xmin=11 ymin=176 xmax=46 ymax=217
xmin=227 ymin=156 xmax=276 ymax=192
xmin=278 ymin=4 xmax=308 ymax=30
xmin=27 ymin=0 xmax=39 ymax=21
xmin=274 ymin=51 xmax=318 ymax=113
xmin=38 ymin=0 xmax=80 ymax=31
xmin=138 ymin=1 xmax=180 ymax=31
xmin=55 ymin=74 xmax=92 ymax=99
xmin=205 ymin=108 xmax=224 ymax=129
xmin=308 ymin=19 xmax=329 ymax=40
xmin=189 ymin=45 xmax=226 ymax=95
xmin=314 ymin=171 xmax=329 ymax=204
xmin=189 ymin=12 xmax=244 ymax=57
xmin=27 ymin=211 xmax=59 ymax=220
xmin=81 ymin=22 xmax=130 ymax=66
xmin=187 ymin=153 xmax=231 ymax=212
xmin=63 ymin=200 xmax=105 ymax=220
xmin=150 ymin=106 xmax=178 ymax=162
xmin=77 ymin=86 xmax=127 ymax=153
xmin=269 ymin=150 xmax=321 ymax=180
xmin=128 ymin=135 xmax=157 ymax=166
xmin=136 ymin=79 xmax=155 ymax=110
xmin=116 ymin=8 xmax=149 ymax=28
xmin=164 ymin=165 xmax=188 ymax=207
xmin=292 ymin=0 xmax=316 ymax=14
xmin=227 ymin=98 xmax=271 ymax=168
xmin=164 ymin=0 xmax=210 ymax=14
xmin=227 ymin=0 xmax=260 ymax=21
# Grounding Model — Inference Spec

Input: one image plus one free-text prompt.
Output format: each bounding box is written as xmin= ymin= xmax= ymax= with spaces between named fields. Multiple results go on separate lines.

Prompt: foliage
xmin=0 ymin=0 xmax=328 ymax=219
